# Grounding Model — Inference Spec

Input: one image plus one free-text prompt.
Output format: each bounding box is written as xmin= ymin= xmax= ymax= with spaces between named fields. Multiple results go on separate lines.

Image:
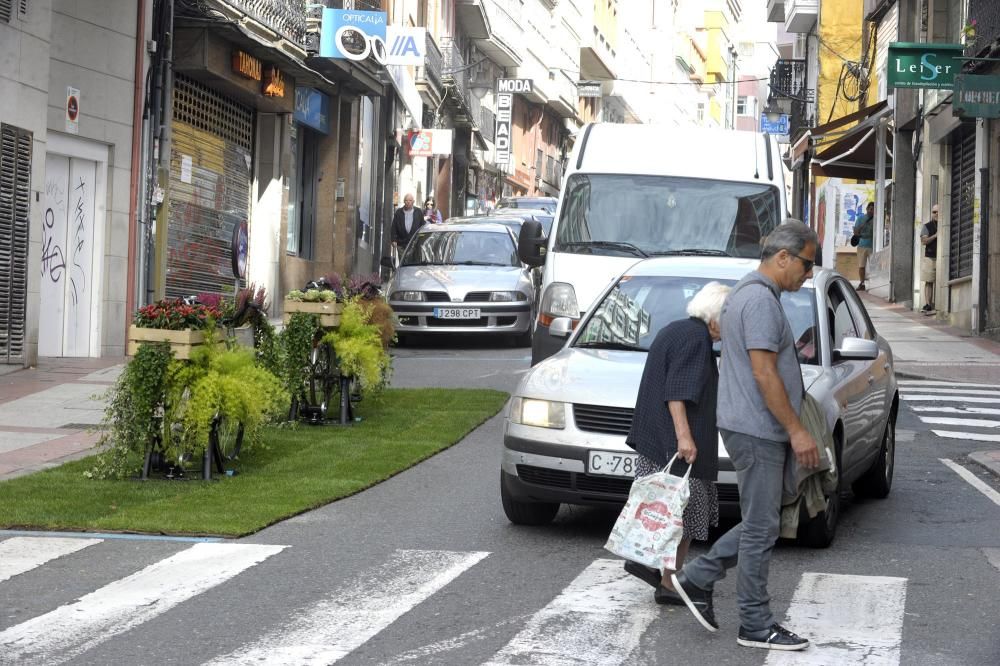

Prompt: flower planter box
xmin=127 ymin=325 xmax=207 ymax=360
xmin=283 ymin=299 xmax=343 ymax=328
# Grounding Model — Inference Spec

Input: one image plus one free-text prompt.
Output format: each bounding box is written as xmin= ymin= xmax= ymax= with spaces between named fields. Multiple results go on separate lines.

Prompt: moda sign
xmin=495 ymin=79 xmax=532 ymax=165
xmin=887 ymin=42 xmax=965 ymax=90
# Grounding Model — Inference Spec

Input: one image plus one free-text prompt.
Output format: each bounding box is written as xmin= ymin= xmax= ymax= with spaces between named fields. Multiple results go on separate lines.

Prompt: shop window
xmin=287 ymin=124 xmax=319 ymax=260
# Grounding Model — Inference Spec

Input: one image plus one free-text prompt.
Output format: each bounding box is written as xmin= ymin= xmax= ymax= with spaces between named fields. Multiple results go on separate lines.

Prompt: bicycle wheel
xmin=305 ymin=342 xmax=337 ymax=422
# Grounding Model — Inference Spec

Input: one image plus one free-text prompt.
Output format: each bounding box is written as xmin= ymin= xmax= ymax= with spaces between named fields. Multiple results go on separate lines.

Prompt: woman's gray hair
xmin=761 ymin=220 xmax=819 ymax=260
xmin=686 ymin=281 xmax=732 ymax=325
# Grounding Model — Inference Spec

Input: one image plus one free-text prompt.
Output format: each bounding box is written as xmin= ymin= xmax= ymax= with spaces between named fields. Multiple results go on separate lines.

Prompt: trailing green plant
xmin=321 ymin=298 xmax=391 ymax=394
xmin=86 ymin=342 xmax=173 ymax=479
xmin=278 ymin=312 xmax=320 ymax=400
xmin=163 ymin=342 xmax=287 ymax=462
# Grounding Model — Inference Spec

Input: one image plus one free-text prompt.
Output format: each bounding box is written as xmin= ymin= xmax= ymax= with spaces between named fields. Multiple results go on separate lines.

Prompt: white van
xmin=518 ymin=123 xmax=789 ymax=364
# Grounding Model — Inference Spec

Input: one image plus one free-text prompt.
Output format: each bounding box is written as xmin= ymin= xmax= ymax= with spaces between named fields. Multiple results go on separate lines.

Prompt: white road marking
xmin=911 ymin=405 xmax=1000 ymax=416
xmin=766 ymin=573 xmax=907 ymax=665
xmin=206 ymin=549 xmax=489 ymax=665
xmin=940 ymin=458 xmax=1000 ymax=508
xmin=0 ymin=542 xmax=286 ymax=665
xmin=0 ymin=536 xmax=102 ymax=583
xmin=902 ymin=395 xmax=1000 ymax=404
xmin=380 ymin=615 xmax=530 ymax=664
xmin=898 ymin=387 xmax=1000 ymax=397
xmin=482 ymin=558 xmax=656 ymax=666
xmin=898 ymin=380 xmax=1000 ymax=388
xmin=983 ymin=548 xmax=1000 ymax=574
xmin=932 ymin=430 xmax=1000 ymax=443
xmin=920 ymin=416 xmax=1000 ymax=428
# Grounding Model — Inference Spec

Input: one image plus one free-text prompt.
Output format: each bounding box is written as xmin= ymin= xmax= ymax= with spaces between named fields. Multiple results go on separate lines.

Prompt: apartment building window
xmin=737 ymin=96 xmax=747 ymax=116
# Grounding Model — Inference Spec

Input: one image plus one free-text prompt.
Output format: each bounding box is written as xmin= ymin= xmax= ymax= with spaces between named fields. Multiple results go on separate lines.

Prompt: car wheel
xmin=799 ymin=439 xmax=842 ymax=549
xmin=501 ymin=472 xmax=559 ymax=525
xmin=853 ymin=411 xmax=895 ymax=499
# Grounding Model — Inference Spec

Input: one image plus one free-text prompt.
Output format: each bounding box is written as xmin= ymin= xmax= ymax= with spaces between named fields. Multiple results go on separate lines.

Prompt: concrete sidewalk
xmin=0 ymin=358 xmax=123 ymax=480
xmin=2 ymin=295 xmax=999 ymax=482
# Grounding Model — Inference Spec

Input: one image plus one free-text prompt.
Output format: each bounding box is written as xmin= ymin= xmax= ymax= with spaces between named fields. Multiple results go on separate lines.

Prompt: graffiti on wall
xmin=42 ymin=178 xmax=67 ymax=284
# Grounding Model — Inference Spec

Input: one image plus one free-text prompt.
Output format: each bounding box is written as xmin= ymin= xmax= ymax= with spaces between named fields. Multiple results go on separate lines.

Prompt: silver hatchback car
xmin=387 ymin=222 xmax=535 ymax=345
xmin=501 ymin=257 xmax=898 ymax=547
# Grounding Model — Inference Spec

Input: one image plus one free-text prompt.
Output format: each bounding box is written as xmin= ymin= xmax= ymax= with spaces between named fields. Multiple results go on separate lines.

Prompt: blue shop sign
xmin=294 ymin=87 xmax=330 ymax=135
xmin=319 ymin=9 xmax=387 ymax=61
xmin=759 ymin=114 xmax=790 ymax=135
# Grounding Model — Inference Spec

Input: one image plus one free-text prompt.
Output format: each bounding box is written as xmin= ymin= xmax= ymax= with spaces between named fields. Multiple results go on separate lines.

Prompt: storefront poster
xmin=407 ymin=129 xmax=452 ymax=157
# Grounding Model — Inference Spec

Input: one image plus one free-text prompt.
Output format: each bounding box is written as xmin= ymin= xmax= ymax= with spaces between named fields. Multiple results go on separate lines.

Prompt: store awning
xmin=790 ymin=101 xmax=893 ymax=180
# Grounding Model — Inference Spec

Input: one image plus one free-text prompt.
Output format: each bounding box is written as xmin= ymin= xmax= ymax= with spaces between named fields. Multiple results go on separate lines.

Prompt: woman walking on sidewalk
xmin=622 ymin=281 xmax=730 ymax=605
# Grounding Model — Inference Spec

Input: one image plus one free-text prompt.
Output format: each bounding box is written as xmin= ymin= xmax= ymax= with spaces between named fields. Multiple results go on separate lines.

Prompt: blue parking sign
xmin=759 ymin=114 xmax=790 ymax=135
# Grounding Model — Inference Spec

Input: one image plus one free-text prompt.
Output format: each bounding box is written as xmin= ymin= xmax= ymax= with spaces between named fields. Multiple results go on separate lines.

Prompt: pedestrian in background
xmin=623 ymin=281 xmax=731 ymax=605
xmin=671 ymin=221 xmax=820 ymax=652
xmin=920 ymin=205 xmax=939 ymax=313
xmin=423 ymin=197 xmax=443 ymax=224
xmin=391 ymin=193 xmax=424 ymax=255
xmin=852 ymin=202 xmax=875 ymax=291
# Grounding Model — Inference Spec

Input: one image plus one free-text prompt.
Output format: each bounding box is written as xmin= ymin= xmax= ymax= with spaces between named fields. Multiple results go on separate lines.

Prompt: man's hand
xmin=790 ymin=427 xmax=820 ymax=469
xmin=677 ymin=433 xmax=698 ymax=465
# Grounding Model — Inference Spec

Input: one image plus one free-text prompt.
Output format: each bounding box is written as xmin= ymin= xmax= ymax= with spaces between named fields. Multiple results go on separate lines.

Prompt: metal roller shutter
xmin=165 ymin=74 xmax=254 ymax=299
xmin=949 ymin=123 xmax=976 ymax=280
xmin=0 ymin=123 xmax=31 ymax=363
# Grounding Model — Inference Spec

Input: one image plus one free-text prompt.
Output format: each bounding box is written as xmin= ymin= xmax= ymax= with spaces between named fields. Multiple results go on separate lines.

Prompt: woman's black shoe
xmin=623 ymin=560 xmax=661 ymax=588
xmin=654 ymin=585 xmax=684 ymax=606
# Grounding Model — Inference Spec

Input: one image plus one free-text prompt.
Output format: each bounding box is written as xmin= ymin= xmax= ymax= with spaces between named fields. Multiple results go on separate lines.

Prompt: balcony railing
xmin=967 ymin=0 xmax=1000 ymax=63
xmin=441 ymin=37 xmax=467 ymax=101
xmin=418 ymin=31 xmax=443 ymax=90
xmin=769 ymin=59 xmax=813 ymax=140
xmin=225 ymin=0 xmax=309 ymax=44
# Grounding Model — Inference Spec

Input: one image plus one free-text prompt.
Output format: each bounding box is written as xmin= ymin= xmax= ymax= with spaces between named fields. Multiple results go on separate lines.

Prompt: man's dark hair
xmin=761 ymin=220 xmax=819 ymax=260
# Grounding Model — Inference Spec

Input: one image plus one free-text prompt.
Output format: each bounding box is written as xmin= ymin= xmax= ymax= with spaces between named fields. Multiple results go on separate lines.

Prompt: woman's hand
xmin=677 ymin=433 xmax=698 ymax=465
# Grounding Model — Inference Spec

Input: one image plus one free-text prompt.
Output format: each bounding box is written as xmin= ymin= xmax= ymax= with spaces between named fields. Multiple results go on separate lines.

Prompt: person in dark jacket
xmin=391 ymin=193 xmax=423 ymax=250
xmin=623 ymin=281 xmax=731 ymax=606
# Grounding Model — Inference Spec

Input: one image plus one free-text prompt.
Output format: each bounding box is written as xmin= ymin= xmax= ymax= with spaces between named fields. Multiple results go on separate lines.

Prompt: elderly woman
xmin=623 ymin=281 xmax=731 ymax=605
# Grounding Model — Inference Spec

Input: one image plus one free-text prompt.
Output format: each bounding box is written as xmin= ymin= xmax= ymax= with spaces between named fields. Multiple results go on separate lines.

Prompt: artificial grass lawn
xmin=0 ymin=388 xmax=508 ymax=537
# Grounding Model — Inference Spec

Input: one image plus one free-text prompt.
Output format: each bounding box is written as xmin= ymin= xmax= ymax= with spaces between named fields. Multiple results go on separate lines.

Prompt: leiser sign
xmin=887 ymin=42 xmax=965 ymax=90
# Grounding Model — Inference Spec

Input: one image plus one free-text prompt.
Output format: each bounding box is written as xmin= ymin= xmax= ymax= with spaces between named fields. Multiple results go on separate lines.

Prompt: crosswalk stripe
xmin=0 ymin=536 xmax=102 ymax=583
xmin=902 ymin=395 xmax=1000 ymax=404
xmin=932 ymin=430 xmax=1000 ymax=443
xmin=897 ymin=380 xmax=999 ymax=388
xmin=766 ymin=573 xmax=907 ymax=665
xmin=0 ymin=542 xmax=285 ymax=665
xmin=940 ymin=458 xmax=1000 ymax=508
xmin=482 ymin=559 xmax=655 ymax=666
xmin=206 ymin=549 xmax=489 ymax=665
xmin=920 ymin=416 xmax=1000 ymax=428
xmin=898 ymin=387 xmax=1000 ymax=397
xmin=911 ymin=405 xmax=1000 ymax=416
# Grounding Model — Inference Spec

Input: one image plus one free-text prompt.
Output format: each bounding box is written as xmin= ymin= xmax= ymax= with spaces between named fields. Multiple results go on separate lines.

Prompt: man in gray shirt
xmin=671 ymin=222 xmax=821 ymax=652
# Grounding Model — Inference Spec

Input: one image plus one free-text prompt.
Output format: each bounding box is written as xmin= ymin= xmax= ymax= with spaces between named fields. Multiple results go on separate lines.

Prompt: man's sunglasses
xmin=789 ymin=252 xmax=815 ymax=272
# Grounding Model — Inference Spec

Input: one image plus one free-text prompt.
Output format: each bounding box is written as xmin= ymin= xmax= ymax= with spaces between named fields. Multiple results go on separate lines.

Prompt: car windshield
xmin=554 ymin=174 xmax=782 ymax=258
xmin=498 ymin=198 xmax=556 ymax=212
xmin=574 ymin=276 xmax=818 ymax=364
xmin=401 ymin=230 xmax=518 ymax=267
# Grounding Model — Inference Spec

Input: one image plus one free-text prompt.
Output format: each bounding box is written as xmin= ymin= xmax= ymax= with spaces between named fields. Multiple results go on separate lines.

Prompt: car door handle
xmin=883 ymin=363 xmax=891 ymax=371
xmin=868 ymin=376 xmax=875 ymax=385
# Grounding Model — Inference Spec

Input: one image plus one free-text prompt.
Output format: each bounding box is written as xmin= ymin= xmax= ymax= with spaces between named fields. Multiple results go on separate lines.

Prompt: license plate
xmin=433 ymin=307 xmax=480 ymax=319
xmin=587 ymin=451 xmax=639 ymax=478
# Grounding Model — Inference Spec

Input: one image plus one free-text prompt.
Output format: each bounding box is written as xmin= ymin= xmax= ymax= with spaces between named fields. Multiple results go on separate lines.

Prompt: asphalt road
xmin=1 ymin=338 xmax=999 ymax=665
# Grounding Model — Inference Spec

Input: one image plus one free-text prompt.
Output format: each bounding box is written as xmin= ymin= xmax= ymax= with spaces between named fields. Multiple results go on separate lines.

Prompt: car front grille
xmin=573 ymin=404 xmax=634 ymax=435
xmin=516 ymin=464 xmax=633 ymax=498
xmin=423 ymin=291 xmax=450 ymax=302
xmin=426 ymin=317 xmax=489 ymax=327
xmin=464 ymin=291 xmax=491 ymax=301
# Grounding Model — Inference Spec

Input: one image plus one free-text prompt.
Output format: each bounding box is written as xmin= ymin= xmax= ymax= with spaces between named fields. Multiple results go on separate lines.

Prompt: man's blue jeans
xmin=682 ymin=429 xmax=788 ymax=632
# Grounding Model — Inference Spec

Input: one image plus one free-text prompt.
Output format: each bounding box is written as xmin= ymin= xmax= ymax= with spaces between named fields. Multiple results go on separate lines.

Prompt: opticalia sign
xmin=319 ymin=10 xmax=425 ymax=66
xmin=887 ymin=42 xmax=965 ymax=90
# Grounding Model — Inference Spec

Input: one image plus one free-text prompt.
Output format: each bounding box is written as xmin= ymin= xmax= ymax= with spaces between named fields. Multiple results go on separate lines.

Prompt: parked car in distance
xmin=385 ymin=222 xmax=535 ymax=346
xmin=494 ymin=208 xmax=555 ymax=236
xmin=496 ymin=196 xmax=558 ymax=214
xmin=501 ymin=256 xmax=898 ymax=548
xmin=448 ymin=214 xmax=530 ymax=237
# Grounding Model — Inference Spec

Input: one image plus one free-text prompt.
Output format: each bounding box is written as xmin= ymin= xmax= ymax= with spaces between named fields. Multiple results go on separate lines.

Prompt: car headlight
xmin=489 ymin=291 xmax=527 ymax=302
xmin=391 ymin=291 xmax=425 ymax=302
xmin=538 ymin=282 xmax=579 ymax=324
xmin=509 ymin=397 xmax=566 ymax=429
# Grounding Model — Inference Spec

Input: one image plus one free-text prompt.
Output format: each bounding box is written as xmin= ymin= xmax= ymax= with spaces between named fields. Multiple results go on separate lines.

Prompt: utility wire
xmin=547 ymin=66 xmax=769 ymax=86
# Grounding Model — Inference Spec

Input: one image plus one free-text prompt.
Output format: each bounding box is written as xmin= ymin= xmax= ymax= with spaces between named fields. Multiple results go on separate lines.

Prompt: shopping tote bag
xmin=604 ymin=454 xmax=691 ymax=570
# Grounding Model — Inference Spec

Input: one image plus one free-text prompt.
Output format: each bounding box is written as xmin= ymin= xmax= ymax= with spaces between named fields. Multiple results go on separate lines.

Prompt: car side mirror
xmin=550 ymin=317 xmax=573 ymax=338
xmin=517 ymin=220 xmax=546 ymax=268
xmin=833 ymin=337 xmax=879 ymax=361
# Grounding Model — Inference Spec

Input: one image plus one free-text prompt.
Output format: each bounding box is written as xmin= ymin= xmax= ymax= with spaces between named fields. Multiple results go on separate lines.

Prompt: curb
xmin=969 ymin=451 xmax=1000 ymax=480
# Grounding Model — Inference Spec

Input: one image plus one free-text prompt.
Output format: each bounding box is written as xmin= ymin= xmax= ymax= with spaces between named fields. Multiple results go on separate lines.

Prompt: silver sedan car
xmin=387 ymin=222 xmax=535 ymax=345
xmin=501 ymin=257 xmax=898 ymax=547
